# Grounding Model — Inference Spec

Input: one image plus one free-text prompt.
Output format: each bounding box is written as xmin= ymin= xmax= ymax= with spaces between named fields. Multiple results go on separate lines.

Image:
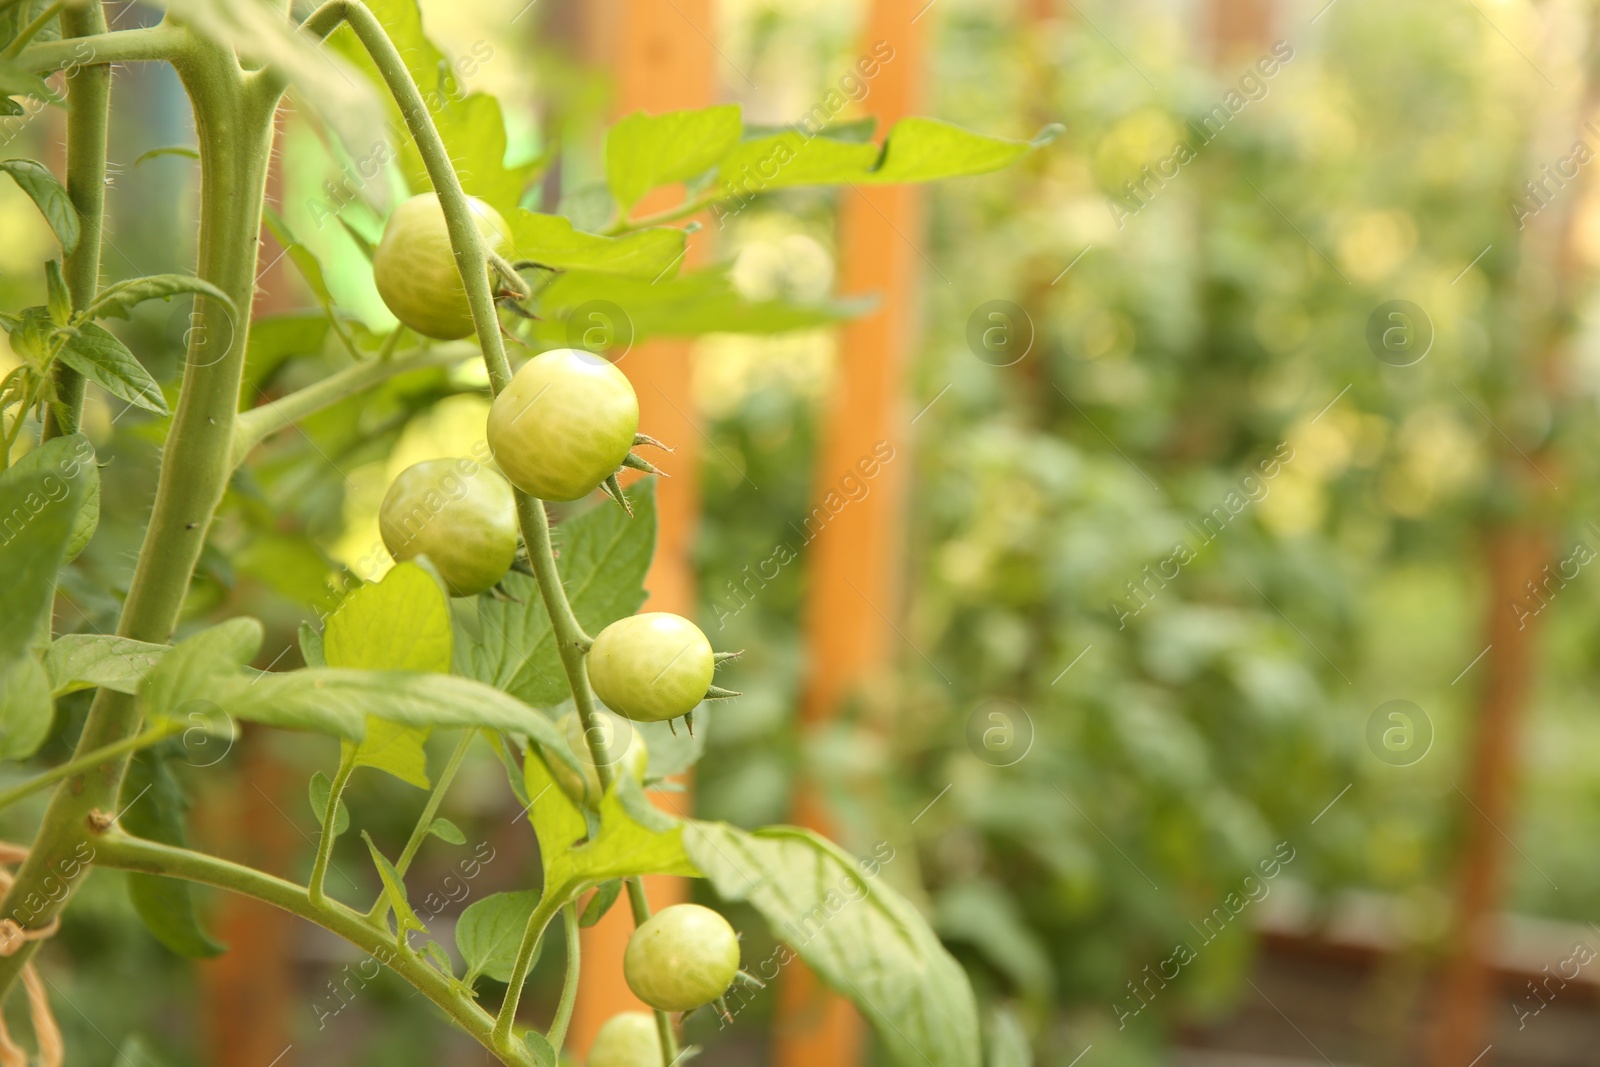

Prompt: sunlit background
xmin=5 ymin=0 xmax=1600 ymax=1064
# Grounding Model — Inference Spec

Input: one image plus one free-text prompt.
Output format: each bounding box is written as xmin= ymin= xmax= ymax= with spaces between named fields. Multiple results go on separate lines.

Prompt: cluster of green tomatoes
xmin=370 ymin=194 xmax=744 ymax=1060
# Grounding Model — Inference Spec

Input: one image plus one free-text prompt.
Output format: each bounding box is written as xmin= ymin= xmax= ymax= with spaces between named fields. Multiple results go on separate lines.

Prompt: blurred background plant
xmin=4 ymin=0 xmax=1600 ymax=1064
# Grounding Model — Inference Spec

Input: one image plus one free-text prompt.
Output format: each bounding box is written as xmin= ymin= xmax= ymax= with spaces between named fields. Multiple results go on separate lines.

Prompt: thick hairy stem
xmin=0 ymin=35 xmax=277 ymax=1002
xmin=88 ymin=832 xmax=535 ymax=1067
xmin=40 ymin=0 xmax=109 ymax=441
xmin=300 ymin=5 xmax=679 ymax=1059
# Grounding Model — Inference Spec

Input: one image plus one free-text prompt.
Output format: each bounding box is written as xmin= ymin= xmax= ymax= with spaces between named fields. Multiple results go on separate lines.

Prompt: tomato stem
xmin=38 ymin=0 xmax=107 ymax=441
xmin=308 ymin=750 xmax=357 ymax=907
xmin=545 ymin=903 xmax=581 ymax=1054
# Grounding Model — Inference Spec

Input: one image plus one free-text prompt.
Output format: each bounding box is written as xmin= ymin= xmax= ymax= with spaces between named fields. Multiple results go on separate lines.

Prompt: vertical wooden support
xmin=776 ymin=2 xmax=924 ymax=1066
xmin=570 ymin=0 xmax=713 ymax=1056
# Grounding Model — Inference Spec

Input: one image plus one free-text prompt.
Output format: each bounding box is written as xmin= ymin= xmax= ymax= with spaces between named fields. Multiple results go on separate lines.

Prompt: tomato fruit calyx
xmin=373 ymin=192 xmax=511 ymax=340
xmin=586 ymin=612 xmax=717 ymax=724
xmin=623 ymin=904 xmax=741 ymax=1013
xmin=587 ymin=1012 xmax=660 ymax=1067
xmin=378 ymin=458 xmax=518 ymax=597
xmin=548 ymin=709 xmax=648 ymax=807
xmin=486 ymin=348 xmax=640 ymax=502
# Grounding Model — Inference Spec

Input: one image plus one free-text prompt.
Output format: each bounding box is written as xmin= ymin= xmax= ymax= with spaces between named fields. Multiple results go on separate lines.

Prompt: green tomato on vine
xmin=373 ymin=191 xmax=510 ymax=340
xmin=587 ymin=612 xmax=715 ymax=724
xmin=623 ymin=903 xmax=741 ymax=1013
xmin=587 ymin=1012 xmax=661 ymax=1067
xmin=486 ymin=348 xmax=640 ymax=502
xmin=378 ymin=458 xmax=518 ymax=597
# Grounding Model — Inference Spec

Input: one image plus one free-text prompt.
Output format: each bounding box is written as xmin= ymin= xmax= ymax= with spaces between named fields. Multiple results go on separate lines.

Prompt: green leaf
xmin=56 ymin=322 xmax=170 ymax=415
xmin=0 ymin=159 xmax=78 ymax=253
xmin=863 ymin=118 xmax=1040 ymax=184
xmin=524 ymin=745 xmax=699 ymax=900
xmin=325 ymin=562 xmax=453 ymax=789
xmin=713 ymin=117 xmax=1042 ymax=198
xmin=297 ymin=619 xmax=325 ymax=667
xmin=87 ymin=274 xmax=234 ymax=322
xmin=523 ymin=1030 xmax=557 ymax=1067
xmin=463 ymin=483 xmax=654 ymax=706
xmin=327 ymin=0 xmax=536 ymax=214
xmin=509 ymin=212 xmax=687 ymax=279
xmin=427 ymin=817 xmax=465 ymax=845
xmin=162 ymin=0 xmax=384 ymax=158
xmin=422 ymin=938 xmax=454 ymax=975
xmin=933 ymin=881 xmax=1054 ymax=1003
xmin=986 ymin=1005 xmax=1032 ymax=1067
xmin=362 ymin=830 xmax=426 ymax=939
xmin=535 ymin=269 xmax=867 ymax=343
xmin=44 ymin=634 xmax=166 ymax=697
xmin=262 ymin=208 xmax=335 ymax=310
xmin=137 ymin=618 xmax=265 ymax=722
xmin=455 ymin=889 xmax=540 ymax=984
xmin=605 ymin=104 xmax=743 ymax=213
xmin=44 ymin=259 xmax=69 ymax=325
xmin=683 ymin=824 xmax=980 ymax=1067
xmin=578 ymin=879 xmax=622 ymax=928
xmin=9 ymin=433 xmax=98 ymax=561
xmin=0 ymin=60 xmax=60 ymax=105
xmin=715 ymin=133 xmax=878 ymax=196
xmin=122 ymin=751 xmax=226 ymax=958
xmin=0 ymin=655 xmax=52 ymax=761
xmin=245 ymin=312 xmax=332 ymax=395
xmin=0 ymin=455 xmax=90 ymax=668
xmin=325 ymin=562 xmax=452 ymax=672
xmin=309 ymin=770 xmax=350 ymax=836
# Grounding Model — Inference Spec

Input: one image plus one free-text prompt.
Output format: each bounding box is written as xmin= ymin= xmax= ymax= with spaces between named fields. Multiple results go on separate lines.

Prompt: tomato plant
xmin=0 ymin=2 xmax=1049 ymax=1065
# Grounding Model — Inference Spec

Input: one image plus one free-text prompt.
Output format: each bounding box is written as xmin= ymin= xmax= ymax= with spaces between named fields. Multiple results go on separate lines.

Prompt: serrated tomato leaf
xmin=56 ymin=323 xmax=169 ymax=415
xmin=0 ymin=159 xmax=77 ymax=253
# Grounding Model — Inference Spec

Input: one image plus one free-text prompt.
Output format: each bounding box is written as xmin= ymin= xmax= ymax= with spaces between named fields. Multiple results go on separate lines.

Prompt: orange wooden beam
xmin=571 ymin=0 xmax=714 ymax=1057
xmin=776 ymin=2 xmax=925 ymax=1066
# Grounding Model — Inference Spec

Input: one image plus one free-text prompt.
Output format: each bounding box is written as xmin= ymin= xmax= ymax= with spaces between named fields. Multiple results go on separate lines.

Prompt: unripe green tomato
xmin=623 ymin=904 xmax=740 ymax=1013
xmin=549 ymin=710 xmax=648 ymax=807
xmin=587 ymin=613 xmax=714 ymax=723
xmin=587 ymin=1012 xmax=660 ymax=1067
xmin=486 ymin=349 xmax=638 ymax=501
xmin=379 ymin=458 xmax=518 ymax=597
xmin=373 ymin=192 xmax=510 ymax=340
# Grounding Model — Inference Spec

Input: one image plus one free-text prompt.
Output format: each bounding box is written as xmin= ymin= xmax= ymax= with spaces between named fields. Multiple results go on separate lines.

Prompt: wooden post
xmin=570 ymin=0 xmax=713 ymax=1056
xmin=776 ymin=2 xmax=924 ymax=1066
